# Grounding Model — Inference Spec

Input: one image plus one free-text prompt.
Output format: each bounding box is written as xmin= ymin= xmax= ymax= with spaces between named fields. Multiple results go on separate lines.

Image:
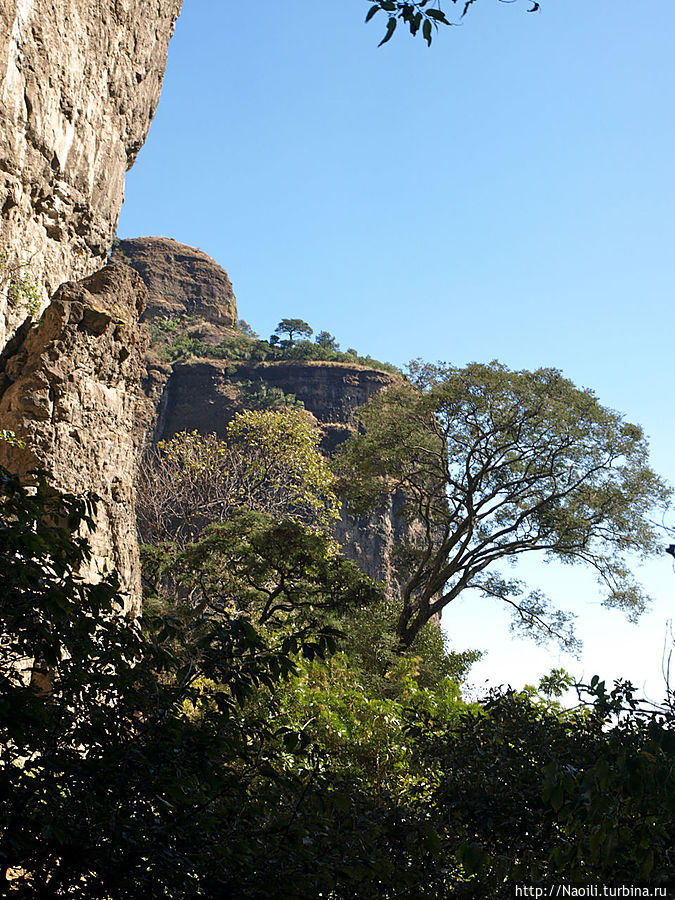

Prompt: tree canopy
xmin=335 ymin=361 xmax=671 ymax=649
xmin=137 ymin=409 xmax=340 ymax=547
xmin=2 ymin=464 xmax=674 ymax=896
xmin=274 ymin=318 xmax=313 ymax=344
xmin=143 ymin=510 xmax=382 ymax=628
xmin=315 ymin=330 xmax=339 ymax=350
xmin=0 ymin=466 xmax=346 ymax=897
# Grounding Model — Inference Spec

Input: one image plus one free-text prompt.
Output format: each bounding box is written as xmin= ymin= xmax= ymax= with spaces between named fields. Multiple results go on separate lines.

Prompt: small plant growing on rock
xmin=0 ymin=429 xmax=26 ymax=448
xmin=0 ymin=251 xmax=42 ymax=318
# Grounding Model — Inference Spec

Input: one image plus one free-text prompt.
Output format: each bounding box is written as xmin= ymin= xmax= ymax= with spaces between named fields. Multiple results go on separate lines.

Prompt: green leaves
xmin=3 ymin=466 xmax=673 ymax=896
xmin=274 ymin=317 xmax=313 ymax=344
xmin=1 ymin=467 xmax=383 ymax=896
xmin=137 ymin=409 xmax=341 ymax=549
xmin=160 ymin=509 xmax=382 ymax=627
xmin=336 ymin=360 xmax=671 ymax=649
xmin=456 ymin=839 xmax=490 ymax=874
xmin=410 ymin=679 xmax=675 ymax=891
xmin=378 ymin=17 xmax=398 ymax=46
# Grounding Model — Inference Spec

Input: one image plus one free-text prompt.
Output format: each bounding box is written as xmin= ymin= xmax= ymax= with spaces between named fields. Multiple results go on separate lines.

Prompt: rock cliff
xmin=155 ymin=358 xmax=395 ymax=453
xmin=151 ymin=358 xmax=408 ymax=587
xmin=109 ymin=236 xmax=240 ymax=442
xmin=0 ymin=0 xmax=182 ymax=347
xmin=0 ymin=1 xmax=182 ymax=603
xmin=112 ymin=237 xmax=237 ymax=334
xmin=0 ymin=263 xmax=149 ymax=611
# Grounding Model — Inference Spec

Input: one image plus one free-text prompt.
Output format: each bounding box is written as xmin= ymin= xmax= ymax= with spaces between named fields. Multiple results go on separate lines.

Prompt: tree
xmin=315 ymin=330 xmax=340 ymax=351
xmin=0 ymin=465 xmax=450 ymax=898
xmin=238 ymin=378 xmax=304 ymax=410
xmin=274 ymin=317 xmax=313 ymax=345
xmin=7 ymin=468 xmax=670 ymax=897
xmin=144 ymin=510 xmax=383 ymax=627
xmin=364 ymin=0 xmax=541 ymax=47
xmin=0 ymin=465 xmax=348 ymax=897
xmin=136 ymin=408 xmax=340 ymax=547
xmin=335 ymin=361 xmax=671 ymax=649
xmin=237 ymin=318 xmax=258 ymax=338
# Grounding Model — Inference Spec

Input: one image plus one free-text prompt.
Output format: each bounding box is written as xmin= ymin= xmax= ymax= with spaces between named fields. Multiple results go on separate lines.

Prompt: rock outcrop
xmin=145 ymin=358 xmax=406 ymax=587
xmin=0 ymin=263 xmax=149 ymax=611
xmin=111 ymin=237 xmax=238 ymax=335
xmin=156 ymin=358 xmax=411 ymax=586
xmin=109 ymin=237 xmax=240 ymax=443
xmin=0 ymin=0 xmax=183 ymax=347
xmin=155 ymin=358 xmax=395 ymax=452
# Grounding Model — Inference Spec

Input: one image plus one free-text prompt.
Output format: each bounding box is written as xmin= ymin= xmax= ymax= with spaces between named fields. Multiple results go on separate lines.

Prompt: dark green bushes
xmin=2 ymin=466 xmax=673 ymax=897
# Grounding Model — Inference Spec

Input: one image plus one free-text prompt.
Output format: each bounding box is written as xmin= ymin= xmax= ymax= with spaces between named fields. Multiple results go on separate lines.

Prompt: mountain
xmin=112 ymin=236 xmax=411 ymax=590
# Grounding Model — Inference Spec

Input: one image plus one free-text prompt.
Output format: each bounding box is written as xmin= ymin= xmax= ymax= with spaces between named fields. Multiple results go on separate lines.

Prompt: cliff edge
xmin=0 ymin=0 xmax=183 ymax=347
xmin=114 ymin=236 xmax=412 ymax=592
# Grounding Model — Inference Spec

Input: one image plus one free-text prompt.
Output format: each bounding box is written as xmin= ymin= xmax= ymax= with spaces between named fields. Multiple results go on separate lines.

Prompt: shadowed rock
xmin=111 ymin=237 xmax=238 ymax=336
xmin=0 ymin=263 xmax=149 ymax=612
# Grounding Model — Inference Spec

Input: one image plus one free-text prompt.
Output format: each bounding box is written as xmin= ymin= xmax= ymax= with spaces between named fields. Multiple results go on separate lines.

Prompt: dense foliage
xmin=2 ymin=465 xmax=673 ymax=897
xmin=137 ymin=409 xmax=341 ymax=547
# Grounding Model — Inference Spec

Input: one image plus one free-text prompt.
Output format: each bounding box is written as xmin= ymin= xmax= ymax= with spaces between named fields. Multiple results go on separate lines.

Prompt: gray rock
xmin=0 ymin=0 xmax=182 ymax=347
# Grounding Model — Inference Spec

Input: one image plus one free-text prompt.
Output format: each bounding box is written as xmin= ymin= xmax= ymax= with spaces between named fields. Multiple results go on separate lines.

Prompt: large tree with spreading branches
xmin=335 ymin=361 xmax=671 ymax=650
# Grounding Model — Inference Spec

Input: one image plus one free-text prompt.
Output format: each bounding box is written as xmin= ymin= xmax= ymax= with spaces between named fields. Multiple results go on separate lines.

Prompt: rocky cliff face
xmin=112 ymin=237 xmax=237 ymax=334
xmin=0 ymin=1 xmax=182 ymax=603
xmin=151 ymin=358 xmax=406 ymax=587
xmin=0 ymin=263 xmax=149 ymax=611
xmin=155 ymin=358 xmax=395 ymax=452
xmin=109 ymin=237 xmax=240 ymax=443
xmin=0 ymin=0 xmax=182 ymax=348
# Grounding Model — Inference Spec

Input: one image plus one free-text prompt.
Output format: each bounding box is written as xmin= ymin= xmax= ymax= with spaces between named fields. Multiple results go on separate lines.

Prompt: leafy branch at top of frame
xmin=365 ymin=0 xmax=540 ymax=47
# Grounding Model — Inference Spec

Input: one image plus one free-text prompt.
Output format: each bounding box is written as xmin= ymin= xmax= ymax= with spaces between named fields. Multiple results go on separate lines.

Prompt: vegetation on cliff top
xmin=147 ymin=312 xmax=400 ymax=374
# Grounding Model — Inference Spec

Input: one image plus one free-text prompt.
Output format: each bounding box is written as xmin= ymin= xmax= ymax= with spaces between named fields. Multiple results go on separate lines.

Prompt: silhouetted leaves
xmin=365 ymin=0 xmax=540 ymax=46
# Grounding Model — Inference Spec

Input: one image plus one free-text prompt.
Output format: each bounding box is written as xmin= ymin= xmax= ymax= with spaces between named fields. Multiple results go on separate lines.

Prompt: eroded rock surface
xmin=155 ymin=359 xmax=394 ymax=450
xmin=153 ymin=358 xmax=408 ymax=588
xmin=111 ymin=237 xmax=238 ymax=335
xmin=0 ymin=0 xmax=182 ymax=347
xmin=0 ymin=263 xmax=149 ymax=611
xmin=109 ymin=237 xmax=240 ymax=443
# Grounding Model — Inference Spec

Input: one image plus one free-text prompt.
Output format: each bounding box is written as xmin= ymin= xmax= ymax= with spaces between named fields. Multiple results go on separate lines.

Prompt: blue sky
xmin=119 ymin=0 xmax=675 ymax=698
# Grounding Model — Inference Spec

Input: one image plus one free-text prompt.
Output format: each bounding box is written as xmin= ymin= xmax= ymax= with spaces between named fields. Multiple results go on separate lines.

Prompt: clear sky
xmin=118 ymin=0 xmax=675 ymax=700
